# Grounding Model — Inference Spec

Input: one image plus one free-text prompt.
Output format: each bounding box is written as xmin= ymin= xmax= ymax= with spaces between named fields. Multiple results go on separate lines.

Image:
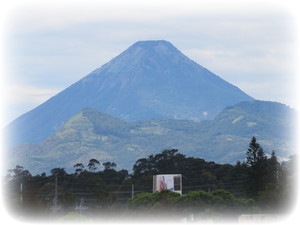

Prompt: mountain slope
xmin=7 ymin=101 xmax=296 ymax=174
xmin=5 ymin=40 xmax=253 ymax=146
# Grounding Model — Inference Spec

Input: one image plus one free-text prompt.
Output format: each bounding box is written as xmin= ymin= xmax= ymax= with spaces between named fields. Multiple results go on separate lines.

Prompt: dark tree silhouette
xmin=245 ymin=137 xmax=268 ymax=198
xmin=103 ymin=162 xmax=117 ymax=171
xmin=88 ymin=159 xmax=100 ymax=172
xmin=73 ymin=163 xmax=84 ymax=175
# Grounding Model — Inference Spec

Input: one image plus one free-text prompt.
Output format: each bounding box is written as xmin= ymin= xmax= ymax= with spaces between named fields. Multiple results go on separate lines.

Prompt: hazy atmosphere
xmin=1 ymin=0 xmax=300 ymax=223
xmin=1 ymin=0 xmax=299 ymax=125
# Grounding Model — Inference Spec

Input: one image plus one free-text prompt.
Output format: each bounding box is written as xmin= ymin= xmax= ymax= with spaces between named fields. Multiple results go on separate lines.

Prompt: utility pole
xmin=53 ymin=175 xmax=58 ymax=214
xmin=79 ymin=198 xmax=84 ymax=215
xmin=131 ymin=183 xmax=134 ymax=199
xmin=20 ymin=183 xmax=23 ymax=204
xmin=75 ymin=197 xmax=87 ymax=215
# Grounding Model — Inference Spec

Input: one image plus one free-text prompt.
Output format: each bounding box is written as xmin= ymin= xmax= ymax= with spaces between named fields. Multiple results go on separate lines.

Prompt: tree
xmin=129 ymin=190 xmax=180 ymax=210
xmin=51 ymin=168 xmax=67 ymax=177
xmin=201 ymin=172 xmax=217 ymax=193
xmin=87 ymin=159 xmax=100 ymax=172
xmin=175 ymin=190 xmax=213 ymax=211
xmin=133 ymin=158 xmax=153 ymax=177
xmin=132 ymin=149 xmax=187 ymax=177
xmin=103 ymin=162 xmax=117 ymax=171
xmin=267 ymin=151 xmax=279 ymax=184
xmin=245 ymin=137 xmax=268 ymax=198
xmin=153 ymin=149 xmax=186 ymax=173
xmin=93 ymin=189 xmax=116 ymax=209
xmin=276 ymin=155 xmax=297 ymax=213
xmin=6 ymin=165 xmax=32 ymax=196
xmin=128 ymin=193 xmax=157 ymax=210
xmin=73 ymin=163 xmax=84 ymax=175
xmin=61 ymin=191 xmax=76 ymax=210
xmin=246 ymin=137 xmax=266 ymax=167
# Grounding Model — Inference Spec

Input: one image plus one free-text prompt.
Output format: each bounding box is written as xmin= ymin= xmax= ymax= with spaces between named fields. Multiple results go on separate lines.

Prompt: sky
xmin=1 ymin=0 xmax=300 ymax=126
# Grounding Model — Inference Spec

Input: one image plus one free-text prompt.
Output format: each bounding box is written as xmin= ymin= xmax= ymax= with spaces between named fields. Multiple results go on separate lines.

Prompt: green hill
xmin=7 ymin=100 xmax=297 ymax=174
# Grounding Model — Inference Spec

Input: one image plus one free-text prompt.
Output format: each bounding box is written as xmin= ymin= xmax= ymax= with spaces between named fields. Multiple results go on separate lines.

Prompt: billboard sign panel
xmin=153 ymin=174 xmax=182 ymax=195
xmin=158 ymin=175 xmax=175 ymax=191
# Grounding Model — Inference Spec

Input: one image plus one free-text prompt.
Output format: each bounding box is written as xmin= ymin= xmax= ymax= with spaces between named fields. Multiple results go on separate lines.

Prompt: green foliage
xmin=58 ymin=212 xmax=89 ymax=222
xmin=175 ymin=190 xmax=213 ymax=210
xmin=61 ymin=191 xmax=76 ymax=210
xmin=129 ymin=188 xmax=257 ymax=219
xmin=246 ymin=137 xmax=267 ymax=167
xmin=129 ymin=190 xmax=180 ymax=210
xmin=103 ymin=162 xmax=117 ymax=170
xmin=245 ymin=137 xmax=278 ymax=199
xmin=133 ymin=149 xmax=186 ymax=176
xmin=128 ymin=193 xmax=157 ymax=209
xmin=132 ymin=149 xmax=247 ymax=195
xmin=51 ymin=168 xmax=67 ymax=177
xmin=5 ymin=144 xmax=296 ymax=219
xmin=93 ymin=189 xmax=116 ymax=208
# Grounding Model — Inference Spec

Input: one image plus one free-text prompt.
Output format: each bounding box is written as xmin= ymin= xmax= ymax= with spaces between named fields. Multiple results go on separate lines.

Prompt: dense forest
xmin=3 ymin=137 xmax=297 ymax=222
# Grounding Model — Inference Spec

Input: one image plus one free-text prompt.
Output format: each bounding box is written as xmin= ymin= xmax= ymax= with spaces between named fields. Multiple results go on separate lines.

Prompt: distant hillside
xmin=7 ymin=100 xmax=297 ymax=174
xmin=5 ymin=40 xmax=253 ymax=146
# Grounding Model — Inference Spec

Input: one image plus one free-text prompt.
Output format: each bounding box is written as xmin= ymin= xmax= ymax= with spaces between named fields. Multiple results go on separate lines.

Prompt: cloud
xmin=4 ymin=0 xmax=200 ymax=34
xmin=183 ymin=45 xmax=298 ymax=108
xmin=5 ymin=0 xmax=294 ymax=35
xmin=184 ymin=46 xmax=295 ymax=76
xmin=1 ymin=83 xmax=61 ymax=124
xmin=5 ymin=84 xmax=60 ymax=105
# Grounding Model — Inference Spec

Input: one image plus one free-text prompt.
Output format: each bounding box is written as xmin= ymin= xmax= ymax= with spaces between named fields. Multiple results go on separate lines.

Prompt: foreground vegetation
xmin=4 ymin=137 xmax=297 ymax=221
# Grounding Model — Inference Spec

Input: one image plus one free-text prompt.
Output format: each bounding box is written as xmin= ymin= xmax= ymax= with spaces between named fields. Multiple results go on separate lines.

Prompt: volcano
xmin=6 ymin=40 xmax=253 ymax=145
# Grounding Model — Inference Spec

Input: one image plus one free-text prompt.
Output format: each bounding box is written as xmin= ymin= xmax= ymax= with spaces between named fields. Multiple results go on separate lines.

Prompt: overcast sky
xmin=1 ymin=0 xmax=299 ymax=125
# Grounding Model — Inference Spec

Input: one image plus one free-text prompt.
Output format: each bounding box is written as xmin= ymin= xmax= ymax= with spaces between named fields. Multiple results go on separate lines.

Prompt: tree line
xmin=4 ymin=137 xmax=297 ymax=221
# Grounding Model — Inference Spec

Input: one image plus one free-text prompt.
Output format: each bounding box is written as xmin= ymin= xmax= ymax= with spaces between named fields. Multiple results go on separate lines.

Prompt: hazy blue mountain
xmin=5 ymin=40 xmax=253 ymax=146
xmin=7 ymin=101 xmax=296 ymax=174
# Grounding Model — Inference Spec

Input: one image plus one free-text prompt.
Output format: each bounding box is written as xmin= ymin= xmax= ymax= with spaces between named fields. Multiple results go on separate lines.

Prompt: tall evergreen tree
xmin=267 ymin=151 xmax=279 ymax=185
xmin=245 ymin=137 xmax=268 ymax=198
xmin=246 ymin=137 xmax=266 ymax=167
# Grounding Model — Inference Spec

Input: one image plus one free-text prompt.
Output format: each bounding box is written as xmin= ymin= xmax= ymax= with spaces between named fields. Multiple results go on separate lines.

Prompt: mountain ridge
xmin=7 ymin=100 xmax=296 ymax=174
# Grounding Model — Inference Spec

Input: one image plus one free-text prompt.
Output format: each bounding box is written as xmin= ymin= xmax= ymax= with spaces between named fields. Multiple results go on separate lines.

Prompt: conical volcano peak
xmin=127 ymin=40 xmax=183 ymax=57
xmin=6 ymin=40 xmax=254 ymax=145
xmin=131 ymin=40 xmax=176 ymax=49
xmin=133 ymin=40 xmax=171 ymax=45
xmin=97 ymin=40 xmax=192 ymax=75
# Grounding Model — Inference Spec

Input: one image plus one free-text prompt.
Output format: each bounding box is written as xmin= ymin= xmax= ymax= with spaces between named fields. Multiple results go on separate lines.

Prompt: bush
xmin=128 ymin=190 xmax=180 ymax=210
